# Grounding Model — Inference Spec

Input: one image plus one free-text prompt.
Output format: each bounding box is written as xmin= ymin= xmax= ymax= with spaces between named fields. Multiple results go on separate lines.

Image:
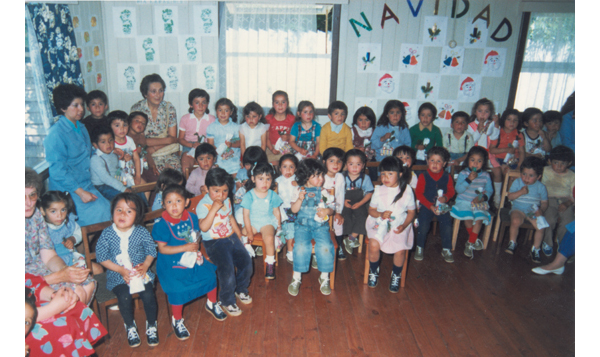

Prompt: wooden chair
xmin=130 ymin=181 xmax=157 ymax=208
xmin=362 ymin=237 xmax=409 ymax=288
xmin=81 ymin=209 xmax=164 ymax=336
xmin=451 ymin=216 xmax=494 ymax=251
xmin=490 ymin=170 xmax=536 ymax=252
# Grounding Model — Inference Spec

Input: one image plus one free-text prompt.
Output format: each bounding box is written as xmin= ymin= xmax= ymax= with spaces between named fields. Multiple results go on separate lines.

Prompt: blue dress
xmin=240 ymin=189 xmax=283 ymax=231
xmin=152 ymin=210 xmax=217 ymax=305
xmin=207 ymin=119 xmax=241 ymax=175
xmin=43 ymin=116 xmax=111 ymax=226
xmin=46 ymin=212 xmax=79 ymax=266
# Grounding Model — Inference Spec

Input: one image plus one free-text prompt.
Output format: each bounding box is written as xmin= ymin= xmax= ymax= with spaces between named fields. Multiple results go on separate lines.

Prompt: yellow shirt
xmin=320 ymin=122 xmax=353 ymax=154
xmin=541 ymin=166 xmax=575 ymax=199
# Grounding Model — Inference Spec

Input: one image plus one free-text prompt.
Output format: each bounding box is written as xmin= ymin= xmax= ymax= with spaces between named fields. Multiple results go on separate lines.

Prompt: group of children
xmin=39 ymin=86 xmax=574 ymax=349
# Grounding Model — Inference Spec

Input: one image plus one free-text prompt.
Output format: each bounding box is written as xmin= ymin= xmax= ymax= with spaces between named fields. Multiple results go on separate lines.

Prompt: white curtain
xmin=219 ymin=3 xmax=332 ymax=111
xmin=514 ymin=12 xmax=575 ymax=111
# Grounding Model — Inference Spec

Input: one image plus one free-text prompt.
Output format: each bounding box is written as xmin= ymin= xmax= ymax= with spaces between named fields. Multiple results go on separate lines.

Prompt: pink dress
xmin=365 ymin=185 xmax=416 ymax=253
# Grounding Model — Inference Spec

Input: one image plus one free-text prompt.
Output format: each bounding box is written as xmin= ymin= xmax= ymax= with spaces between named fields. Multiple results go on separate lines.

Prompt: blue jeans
xmin=95 ymin=185 xmax=148 ymax=206
xmin=417 ymin=206 xmax=452 ymax=250
xmin=293 ymin=220 xmax=334 ymax=273
xmin=203 ymin=234 xmax=252 ymax=306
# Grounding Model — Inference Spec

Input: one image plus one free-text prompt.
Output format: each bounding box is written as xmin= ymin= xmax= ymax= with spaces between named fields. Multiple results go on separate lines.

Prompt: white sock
xmin=265 ymin=255 xmax=276 ymax=264
xmin=206 ymin=300 xmax=213 ymax=309
xmin=320 ymin=272 xmax=329 ymax=280
xmin=493 ymin=182 xmax=502 ymax=201
xmin=293 ymin=271 xmax=302 ymax=281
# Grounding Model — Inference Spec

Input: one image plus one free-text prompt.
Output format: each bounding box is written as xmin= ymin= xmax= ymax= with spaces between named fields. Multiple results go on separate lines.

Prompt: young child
xmin=81 ymin=89 xmax=108 ymax=135
xmin=322 ymin=147 xmax=347 ymax=259
xmin=239 ymin=101 xmax=269 ymax=158
xmin=540 ymin=145 xmax=574 ymax=256
xmin=450 ymin=147 xmax=493 ymax=258
xmin=197 ymin=168 xmax=253 ymax=317
xmin=393 ymin=146 xmax=418 ymax=189
xmin=152 ymin=168 xmax=185 ymax=211
xmin=40 ymin=191 xmax=103 ymax=275
xmin=153 ymin=185 xmax=226 ymax=337
xmin=543 ymin=110 xmax=563 ymax=149
xmin=522 ymin=107 xmax=552 ymax=159
xmin=442 ymin=111 xmax=474 ymax=166
xmin=178 ymin=89 xmax=215 ymax=173
xmin=96 ymin=193 xmax=159 ymax=348
xmin=320 ymin=101 xmax=353 ymax=153
xmin=186 ymin=143 xmax=217 ymax=196
xmin=414 ymin=146 xmax=456 ymax=263
xmin=341 ymin=149 xmax=374 ymax=255
xmin=287 ymin=159 xmax=336 ymax=296
xmin=371 ymin=100 xmax=412 ymax=162
xmin=365 ymin=157 xmax=416 ymax=292
xmin=128 ymin=111 xmax=159 ymax=183
xmin=351 ymin=106 xmax=377 ymax=160
xmin=276 ymin=154 xmax=300 ymax=264
xmin=207 ymin=98 xmax=241 ymax=176
xmin=504 ymin=156 xmax=548 ymax=264
xmin=108 ymin=110 xmax=144 ymax=187
xmin=290 ymin=100 xmax=321 ymax=160
xmin=265 ymin=90 xmax=296 ymax=164
xmin=409 ymin=102 xmax=443 ymax=165
xmin=241 ymin=162 xmax=283 ymax=279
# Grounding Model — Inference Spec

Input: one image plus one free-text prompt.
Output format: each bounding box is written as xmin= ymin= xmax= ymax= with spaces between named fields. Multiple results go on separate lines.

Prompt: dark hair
xmin=460 ymin=146 xmax=490 ymax=172
xmin=245 ymin=162 xmax=276 ymax=191
xmin=85 ymin=90 xmax=108 ymax=107
xmin=140 ymin=74 xmax=165 ymax=98
xmin=106 ymin=110 xmax=129 ymax=127
xmin=268 ymin=90 xmax=293 ymax=117
xmin=352 ymin=106 xmax=376 ymax=129
xmin=560 ymin=91 xmax=575 ymax=116
xmin=328 ymin=101 xmax=348 ymax=116
xmin=52 ymin=84 xmax=87 ymax=114
xmin=393 ymin=145 xmax=416 ymax=165
xmin=322 ymin=147 xmax=345 ymax=163
xmin=548 ymin=145 xmax=574 ymax=164
xmin=522 ymin=107 xmax=544 ymax=126
xmin=25 ymin=167 xmax=44 ymax=194
xmin=155 ymin=168 xmax=185 ymax=192
xmin=188 ymin=88 xmax=210 ymax=114
xmin=498 ymin=109 xmax=521 ymax=131
xmin=418 ymin=102 xmax=437 ymax=120
xmin=242 ymin=102 xmax=266 ymax=124
xmin=215 ymin=98 xmax=238 ymax=122
xmin=111 ymin=192 xmax=146 ymax=226
xmin=90 ymin=124 xmax=114 ymax=144
xmin=378 ymin=156 xmax=411 ymax=204
xmin=344 ymin=148 xmax=367 ymax=165
xmin=295 ymin=101 xmax=315 ymax=122
xmin=279 ymin=153 xmax=299 ymax=169
xmin=40 ymin=191 xmax=77 ymax=221
xmin=376 ymin=100 xmax=407 ymax=129
xmin=520 ymin=156 xmax=545 ymax=177
xmin=296 ymin=158 xmax=326 ymax=186
xmin=427 ymin=146 xmax=450 ymax=163
xmin=470 ymin=98 xmax=495 ymax=123
xmin=543 ymin=110 xmax=562 ymax=125
xmin=451 ymin=111 xmax=470 ymax=124
xmin=195 ymin=143 xmax=218 ymax=160
xmin=205 ymin=167 xmax=235 ymax=205
xmin=162 ymin=184 xmax=189 ymax=207
xmin=242 ymin=146 xmax=268 ymax=167
xmin=25 ymin=287 xmax=38 ymax=332
xmin=128 ymin=111 xmax=148 ymax=126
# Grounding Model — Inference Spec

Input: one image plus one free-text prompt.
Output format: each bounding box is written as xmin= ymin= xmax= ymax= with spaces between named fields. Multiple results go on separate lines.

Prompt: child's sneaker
xmin=337 ymin=246 xmax=347 ymax=260
xmin=414 ymin=246 xmax=424 ymax=261
xmin=350 ymin=236 xmax=361 ymax=248
xmin=318 ymin=276 xmax=332 ymax=295
xmin=265 ymin=263 xmax=275 ymax=279
xmin=235 ymin=292 xmax=253 ymax=305
xmin=286 ymin=250 xmax=294 ymax=264
xmin=125 ymin=322 xmax=141 ymax=348
xmin=505 ymin=241 xmax=517 ymax=255
xmin=531 ymin=247 xmax=541 ymax=263
xmin=222 ymin=303 xmax=242 ymax=317
xmin=441 ymin=249 xmax=454 ymax=263
xmin=343 ymin=237 xmax=354 ymax=255
xmin=288 ymin=278 xmax=301 ymax=296
xmin=146 ymin=320 xmax=159 ymax=347
xmin=205 ymin=301 xmax=227 ymax=321
xmin=367 ymin=267 xmax=379 ymax=288
xmin=389 ymin=271 xmax=401 ymax=293
xmin=464 ymin=242 xmax=475 ymax=258
xmin=311 ymin=254 xmax=318 ymax=269
xmin=255 ymin=246 xmax=263 ymax=256
xmin=473 ymin=238 xmax=484 ymax=250
xmin=541 ymin=241 xmax=553 ymax=257
xmin=171 ymin=316 xmax=190 ymax=340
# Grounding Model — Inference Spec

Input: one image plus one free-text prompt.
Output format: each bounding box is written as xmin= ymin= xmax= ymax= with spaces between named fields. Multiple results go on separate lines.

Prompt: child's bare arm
xmin=273 ymin=207 xmax=282 ymax=229
xmin=132 ymin=150 xmax=142 ymax=183
xmin=507 ymin=185 xmax=528 ymax=201
xmin=156 ymin=241 xmax=199 ymax=255
xmin=230 ymin=215 xmax=243 ymax=240
xmin=261 ymin=132 xmax=267 ymax=151
xmin=243 ymin=208 xmax=255 ymax=236
xmin=290 ymin=188 xmax=305 ymax=213
xmin=239 ymin=133 xmax=246 ymax=158
xmin=368 ymin=206 xmax=381 ymax=218
xmin=394 ymin=209 xmax=416 ymax=233
xmin=199 ymin=200 xmax=223 ymax=232
xmin=311 ymin=137 xmax=321 ymax=159
xmin=537 ymin=200 xmax=549 ymax=216
xmin=289 ymin=135 xmax=303 ymax=153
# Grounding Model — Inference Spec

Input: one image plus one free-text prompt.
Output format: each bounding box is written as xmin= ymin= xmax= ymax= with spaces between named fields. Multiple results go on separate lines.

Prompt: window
xmin=219 ymin=3 xmax=339 ymax=113
xmin=513 ymin=13 xmax=575 ymax=111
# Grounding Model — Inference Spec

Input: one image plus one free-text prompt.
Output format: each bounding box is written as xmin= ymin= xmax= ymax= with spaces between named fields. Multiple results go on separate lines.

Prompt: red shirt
xmin=489 ymin=129 xmax=524 ymax=159
xmin=415 ymin=169 xmax=455 ymax=210
xmin=266 ymin=113 xmax=296 ymax=146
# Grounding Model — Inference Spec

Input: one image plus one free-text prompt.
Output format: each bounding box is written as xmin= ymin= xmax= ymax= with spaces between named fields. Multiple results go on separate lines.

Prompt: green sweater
xmin=409 ymin=123 xmax=443 ymax=151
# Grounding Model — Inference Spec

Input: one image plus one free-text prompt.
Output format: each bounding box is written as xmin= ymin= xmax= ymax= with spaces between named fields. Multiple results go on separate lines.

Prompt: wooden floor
xmin=93 ymin=228 xmax=575 ymax=357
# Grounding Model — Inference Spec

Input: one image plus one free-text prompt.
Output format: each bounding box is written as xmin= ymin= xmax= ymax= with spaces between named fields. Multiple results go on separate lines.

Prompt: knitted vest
xmin=423 ymin=171 xmax=449 ymax=203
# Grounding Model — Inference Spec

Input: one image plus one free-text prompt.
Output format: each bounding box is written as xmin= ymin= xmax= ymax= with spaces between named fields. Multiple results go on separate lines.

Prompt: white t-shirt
xmin=240 ymin=122 xmax=269 ymax=149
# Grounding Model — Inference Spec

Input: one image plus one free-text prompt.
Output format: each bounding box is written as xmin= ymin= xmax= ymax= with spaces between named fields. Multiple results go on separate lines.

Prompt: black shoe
xmin=146 ymin=321 xmax=159 ymax=347
xmin=531 ymin=248 xmax=541 ymax=264
xmin=265 ymin=263 xmax=275 ymax=279
xmin=389 ymin=272 xmax=401 ymax=293
xmin=367 ymin=267 xmax=379 ymax=288
xmin=171 ymin=316 xmax=190 ymax=340
xmin=337 ymin=246 xmax=347 ymax=260
xmin=125 ymin=323 xmax=141 ymax=348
